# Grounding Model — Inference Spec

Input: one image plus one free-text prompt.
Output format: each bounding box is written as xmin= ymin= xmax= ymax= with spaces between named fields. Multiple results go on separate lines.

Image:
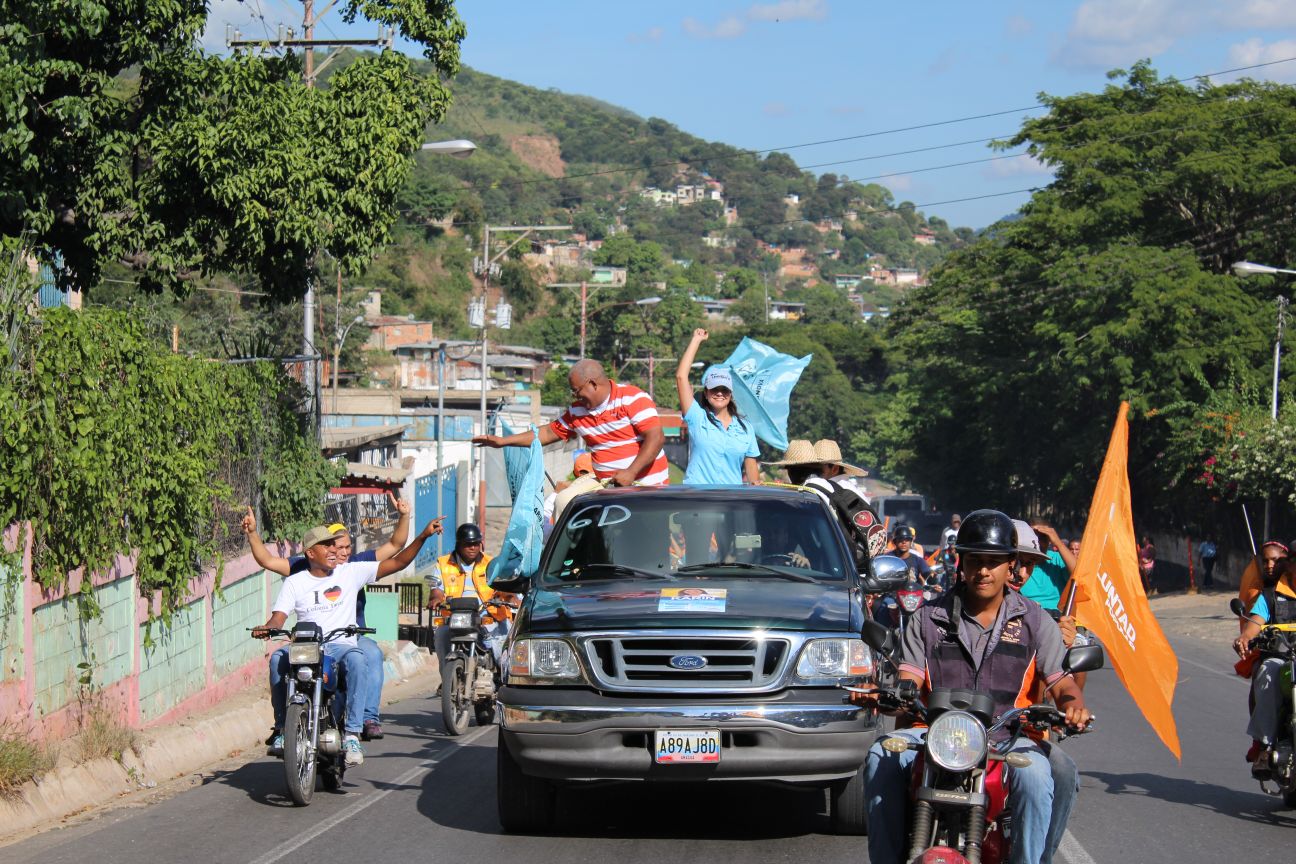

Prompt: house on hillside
xmin=695 ymin=297 xmax=740 ymax=323
xmin=768 ymin=300 xmax=806 ymax=321
xmin=779 ymin=262 xmax=818 ymax=281
xmin=784 ymin=193 xmax=800 ymax=205
xmin=590 ymin=266 xmax=628 ymax=286
xmin=639 ymin=187 xmax=677 ymax=207
xmin=914 ymin=229 xmax=937 ymax=246
xmin=834 ymin=274 xmax=865 ymax=290
xmin=365 ymin=314 xmax=436 ymax=352
xmin=894 ymin=268 xmax=920 ymax=285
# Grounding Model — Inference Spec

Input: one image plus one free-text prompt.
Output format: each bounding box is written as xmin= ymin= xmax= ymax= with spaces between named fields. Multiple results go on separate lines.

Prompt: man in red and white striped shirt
xmin=473 ymin=359 xmax=669 ymax=487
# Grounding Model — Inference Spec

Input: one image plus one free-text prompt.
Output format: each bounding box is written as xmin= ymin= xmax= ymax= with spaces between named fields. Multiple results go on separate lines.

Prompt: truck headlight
xmin=509 ymin=639 xmax=582 ymax=683
xmin=926 ymin=710 xmax=987 ymax=772
xmin=795 ymin=638 xmax=872 ymax=680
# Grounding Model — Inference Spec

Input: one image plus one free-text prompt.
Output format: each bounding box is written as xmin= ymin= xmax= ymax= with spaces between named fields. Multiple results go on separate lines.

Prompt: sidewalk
xmin=0 ymin=641 xmax=441 ymax=845
xmin=1145 ymin=586 xmax=1236 ymax=643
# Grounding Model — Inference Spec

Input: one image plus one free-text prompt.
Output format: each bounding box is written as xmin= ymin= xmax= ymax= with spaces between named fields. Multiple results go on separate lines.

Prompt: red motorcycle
xmin=863 ymin=623 xmax=1103 ymax=864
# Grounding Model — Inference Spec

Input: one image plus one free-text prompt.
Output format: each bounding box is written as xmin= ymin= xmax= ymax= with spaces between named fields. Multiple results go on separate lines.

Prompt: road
xmin=5 ymin=594 xmax=1294 ymax=863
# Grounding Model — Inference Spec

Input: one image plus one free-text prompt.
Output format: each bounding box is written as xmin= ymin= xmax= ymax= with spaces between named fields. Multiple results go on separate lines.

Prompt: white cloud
xmin=984 ymin=153 xmax=1054 ymax=179
xmin=627 ymin=26 xmax=664 ymax=44
xmin=749 ymin=0 xmax=829 ymax=23
xmin=683 ymin=15 xmax=747 ymax=40
xmin=763 ymin=101 xmax=790 ymax=116
xmin=1228 ymin=38 xmax=1296 ymax=82
xmin=1055 ymin=0 xmax=1199 ymax=69
xmin=1233 ymin=0 xmax=1296 ymax=28
xmin=684 ymin=1 xmax=828 ymax=40
xmin=1005 ymin=15 xmax=1034 ymax=38
xmin=883 ymin=175 xmax=913 ymax=193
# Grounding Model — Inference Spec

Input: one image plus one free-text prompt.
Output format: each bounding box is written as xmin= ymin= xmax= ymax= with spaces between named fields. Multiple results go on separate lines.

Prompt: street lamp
xmin=420 ymin=138 xmax=477 ymax=158
xmin=332 ymin=314 xmax=365 ymax=413
xmin=1232 ymin=260 xmax=1292 ymax=541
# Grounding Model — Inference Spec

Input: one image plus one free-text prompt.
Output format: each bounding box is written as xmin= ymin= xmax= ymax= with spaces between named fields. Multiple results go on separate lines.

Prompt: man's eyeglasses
xmin=570 ymin=378 xmax=592 ymax=396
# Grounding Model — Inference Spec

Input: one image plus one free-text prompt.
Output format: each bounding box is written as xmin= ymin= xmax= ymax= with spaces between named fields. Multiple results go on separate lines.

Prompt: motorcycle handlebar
xmin=248 ymin=625 xmax=375 ymax=641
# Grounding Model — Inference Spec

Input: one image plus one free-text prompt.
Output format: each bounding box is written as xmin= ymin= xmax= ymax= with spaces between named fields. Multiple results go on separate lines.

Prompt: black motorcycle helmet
xmin=954 ymin=509 xmax=1017 ymax=556
xmin=893 ymin=525 xmax=915 ymax=542
xmin=455 ymin=522 xmax=483 ymax=547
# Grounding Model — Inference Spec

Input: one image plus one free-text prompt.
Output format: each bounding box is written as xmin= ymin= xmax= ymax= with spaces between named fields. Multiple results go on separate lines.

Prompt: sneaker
xmin=1252 ymin=749 xmax=1273 ymax=780
xmin=343 ymin=734 xmax=364 ymax=767
xmin=267 ymin=734 xmax=284 ymax=758
xmin=362 ymin=719 xmax=384 ymax=741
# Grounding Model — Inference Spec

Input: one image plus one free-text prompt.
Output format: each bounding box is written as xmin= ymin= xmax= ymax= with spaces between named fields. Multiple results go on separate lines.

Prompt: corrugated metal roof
xmin=321 ymin=424 xmax=407 ymax=452
xmin=344 ymin=462 xmax=410 ymax=484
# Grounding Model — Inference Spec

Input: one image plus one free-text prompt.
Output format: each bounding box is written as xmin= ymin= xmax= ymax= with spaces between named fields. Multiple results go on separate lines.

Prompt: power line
xmin=456 ymin=55 xmax=1296 ymax=193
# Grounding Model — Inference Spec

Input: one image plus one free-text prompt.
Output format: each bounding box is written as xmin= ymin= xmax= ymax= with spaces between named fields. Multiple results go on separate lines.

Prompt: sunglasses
xmin=707 ymin=387 xmax=732 ymax=397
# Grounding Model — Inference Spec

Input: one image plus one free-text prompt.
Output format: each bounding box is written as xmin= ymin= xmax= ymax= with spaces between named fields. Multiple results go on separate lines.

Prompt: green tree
xmin=2 ymin=0 xmax=466 ymax=299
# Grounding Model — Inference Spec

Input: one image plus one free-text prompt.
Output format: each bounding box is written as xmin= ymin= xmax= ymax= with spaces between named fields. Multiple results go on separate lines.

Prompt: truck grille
xmin=584 ymin=636 xmax=790 ymax=690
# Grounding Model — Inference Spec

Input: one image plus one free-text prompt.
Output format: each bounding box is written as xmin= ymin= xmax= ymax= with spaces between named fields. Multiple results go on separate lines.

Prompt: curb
xmin=0 ymin=642 xmax=441 ymax=842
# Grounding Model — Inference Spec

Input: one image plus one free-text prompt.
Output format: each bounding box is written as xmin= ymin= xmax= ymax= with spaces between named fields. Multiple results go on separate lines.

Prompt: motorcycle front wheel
xmin=283 ymin=703 xmax=316 ymax=806
xmin=442 ymin=658 xmax=472 ymax=735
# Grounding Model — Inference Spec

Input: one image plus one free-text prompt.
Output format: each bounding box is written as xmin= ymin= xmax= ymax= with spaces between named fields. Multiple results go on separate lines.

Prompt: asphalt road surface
xmin=6 ymin=600 xmax=1294 ymax=863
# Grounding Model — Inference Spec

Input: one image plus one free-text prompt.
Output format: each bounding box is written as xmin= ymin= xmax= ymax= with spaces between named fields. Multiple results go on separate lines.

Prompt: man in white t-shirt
xmin=254 ymin=518 xmax=443 ymax=764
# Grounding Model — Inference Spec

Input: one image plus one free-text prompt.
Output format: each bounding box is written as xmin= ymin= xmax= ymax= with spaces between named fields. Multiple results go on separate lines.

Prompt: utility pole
xmin=549 ymin=281 xmax=602 ymax=359
xmin=1265 ymin=294 xmax=1289 ymax=541
xmin=227 ymin=4 xmax=393 ymax=422
xmin=473 ymin=224 xmax=570 ymax=532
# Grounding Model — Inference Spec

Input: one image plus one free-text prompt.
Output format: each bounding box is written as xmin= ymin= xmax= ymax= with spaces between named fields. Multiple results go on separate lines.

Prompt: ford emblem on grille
xmin=669 ymin=654 xmax=708 ymax=670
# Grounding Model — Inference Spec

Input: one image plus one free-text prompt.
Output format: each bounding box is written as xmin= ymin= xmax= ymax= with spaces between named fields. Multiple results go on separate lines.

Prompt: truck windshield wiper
xmin=566 ymin=563 xmax=675 ymax=581
xmin=675 ymin=562 xmax=820 ymax=583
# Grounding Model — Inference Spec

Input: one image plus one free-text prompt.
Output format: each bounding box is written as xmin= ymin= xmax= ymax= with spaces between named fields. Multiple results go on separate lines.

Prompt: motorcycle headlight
xmin=288 ymin=643 xmax=322 ymax=665
xmin=296 ymin=666 xmax=314 ymax=683
xmin=508 ymin=639 xmax=582 ymax=683
xmin=449 ymin=612 xmax=474 ymax=629
xmin=926 ymin=710 xmax=987 ymax=772
xmin=795 ymin=638 xmax=872 ymax=680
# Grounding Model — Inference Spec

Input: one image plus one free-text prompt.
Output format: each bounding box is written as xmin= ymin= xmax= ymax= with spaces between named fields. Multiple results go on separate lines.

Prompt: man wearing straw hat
xmin=767 ymin=438 xmax=885 ymax=564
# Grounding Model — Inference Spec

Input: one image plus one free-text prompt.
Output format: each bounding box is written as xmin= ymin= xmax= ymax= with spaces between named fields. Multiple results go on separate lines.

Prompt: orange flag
xmin=1069 ymin=402 xmax=1182 ymax=759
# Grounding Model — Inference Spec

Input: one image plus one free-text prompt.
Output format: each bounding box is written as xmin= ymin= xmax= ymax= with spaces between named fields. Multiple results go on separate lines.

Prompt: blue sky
xmin=207 ymin=1 xmax=1296 ymax=228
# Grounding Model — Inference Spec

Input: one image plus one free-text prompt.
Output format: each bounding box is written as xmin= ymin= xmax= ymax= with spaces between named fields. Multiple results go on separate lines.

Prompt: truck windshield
xmin=543 ymin=496 xmax=851 ymax=584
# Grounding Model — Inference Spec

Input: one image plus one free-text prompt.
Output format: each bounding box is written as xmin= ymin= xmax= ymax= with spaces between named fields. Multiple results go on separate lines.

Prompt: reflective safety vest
xmin=436 ymin=552 xmax=513 ymax=621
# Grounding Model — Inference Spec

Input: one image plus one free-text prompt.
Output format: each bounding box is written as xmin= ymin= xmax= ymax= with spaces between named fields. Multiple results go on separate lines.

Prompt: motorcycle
xmin=862 ymin=621 xmax=1103 ymax=864
xmin=256 ymin=622 xmax=375 ymax=806
xmin=868 ymin=556 xmax=931 ymax=689
xmin=1230 ymin=597 xmax=1296 ymax=804
xmin=436 ymin=597 xmax=518 ymax=735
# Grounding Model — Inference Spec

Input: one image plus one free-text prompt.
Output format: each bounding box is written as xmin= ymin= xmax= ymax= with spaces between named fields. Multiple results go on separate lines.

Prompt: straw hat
xmin=764 ymin=439 xmax=818 ymax=467
xmin=812 ymin=439 xmax=868 ymax=478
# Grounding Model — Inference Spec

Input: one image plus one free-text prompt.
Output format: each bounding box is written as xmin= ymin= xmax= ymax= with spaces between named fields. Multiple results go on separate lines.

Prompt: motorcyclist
xmin=253 ymin=519 xmax=443 ymax=765
xmin=864 ymin=509 xmax=1091 ymax=864
xmin=242 ymin=494 xmax=410 ymax=745
xmin=888 ymin=525 xmax=933 ymax=582
xmin=426 ymin=523 xmax=517 ymax=676
xmin=1233 ymin=551 xmax=1296 ymax=774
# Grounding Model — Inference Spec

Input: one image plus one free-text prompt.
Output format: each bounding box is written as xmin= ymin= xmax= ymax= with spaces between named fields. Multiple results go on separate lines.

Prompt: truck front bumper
xmin=498 ymin=686 xmax=880 ymax=783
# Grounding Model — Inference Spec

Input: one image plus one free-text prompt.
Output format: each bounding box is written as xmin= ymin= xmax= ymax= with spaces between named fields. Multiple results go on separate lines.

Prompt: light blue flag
xmin=487 ymin=424 xmax=547 ymax=585
xmin=706 ymin=337 xmax=811 ymax=450
xmin=497 ymin=417 xmax=531 ymax=501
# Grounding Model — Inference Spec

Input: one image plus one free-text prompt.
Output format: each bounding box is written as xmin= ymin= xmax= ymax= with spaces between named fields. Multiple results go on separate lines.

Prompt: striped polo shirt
xmin=549 ymin=381 xmax=670 ymax=486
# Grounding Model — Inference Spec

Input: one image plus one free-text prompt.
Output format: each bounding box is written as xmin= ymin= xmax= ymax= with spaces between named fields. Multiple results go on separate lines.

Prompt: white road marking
xmin=248 ymin=724 xmax=495 ymax=864
xmin=1059 ymin=828 xmax=1099 ymax=864
xmin=1176 ymin=652 xmax=1240 ymax=681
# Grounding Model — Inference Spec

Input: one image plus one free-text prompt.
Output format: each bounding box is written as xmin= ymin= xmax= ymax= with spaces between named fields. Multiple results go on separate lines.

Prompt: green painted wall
xmin=212 ymin=574 xmax=267 ymax=677
xmin=138 ymin=597 xmax=207 ymax=721
xmin=0 ymin=561 xmax=22 ymax=685
xmin=33 ymin=575 xmax=135 ymax=714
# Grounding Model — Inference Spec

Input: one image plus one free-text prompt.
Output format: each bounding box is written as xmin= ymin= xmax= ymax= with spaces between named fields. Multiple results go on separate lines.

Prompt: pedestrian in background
xmin=1199 ymin=538 xmax=1218 ymax=590
xmin=1139 ymin=535 xmax=1157 ymax=596
xmin=675 ymin=328 xmax=760 ymax=485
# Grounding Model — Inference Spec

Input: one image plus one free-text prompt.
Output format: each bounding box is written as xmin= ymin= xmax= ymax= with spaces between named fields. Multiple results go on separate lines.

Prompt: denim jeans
xmin=865 ymin=728 xmax=1069 ymax=864
xmin=358 ymin=636 xmax=384 ymax=723
xmin=1248 ymin=657 xmax=1287 ymax=745
xmin=269 ymin=641 xmax=369 ymax=735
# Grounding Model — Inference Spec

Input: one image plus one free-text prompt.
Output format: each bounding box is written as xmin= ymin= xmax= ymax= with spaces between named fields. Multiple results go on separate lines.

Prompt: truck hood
xmin=523 ymin=576 xmax=854 ymax=633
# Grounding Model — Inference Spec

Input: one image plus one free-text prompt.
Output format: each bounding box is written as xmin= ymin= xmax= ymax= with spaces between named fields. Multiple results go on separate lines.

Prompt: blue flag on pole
xmin=705 ymin=337 xmax=811 ymax=450
xmin=487 ymin=424 xmax=547 ymax=585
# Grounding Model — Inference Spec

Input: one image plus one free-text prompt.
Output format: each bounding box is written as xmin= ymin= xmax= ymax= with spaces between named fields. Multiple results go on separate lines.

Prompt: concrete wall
xmin=0 ymin=525 xmax=293 ymax=739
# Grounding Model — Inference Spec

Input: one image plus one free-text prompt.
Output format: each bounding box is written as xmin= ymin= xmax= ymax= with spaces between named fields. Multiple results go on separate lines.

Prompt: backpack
xmin=805 ymin=477 xmax=888 ymax=567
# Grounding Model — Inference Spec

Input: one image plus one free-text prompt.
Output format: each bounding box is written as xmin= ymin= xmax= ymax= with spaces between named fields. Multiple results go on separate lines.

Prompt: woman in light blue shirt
xmin=675 ymin=329 xmax=760 ymax=485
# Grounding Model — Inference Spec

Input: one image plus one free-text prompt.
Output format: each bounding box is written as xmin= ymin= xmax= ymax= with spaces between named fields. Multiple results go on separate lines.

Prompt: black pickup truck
xmin=494 ymin=484 xmax=901 ymax=834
